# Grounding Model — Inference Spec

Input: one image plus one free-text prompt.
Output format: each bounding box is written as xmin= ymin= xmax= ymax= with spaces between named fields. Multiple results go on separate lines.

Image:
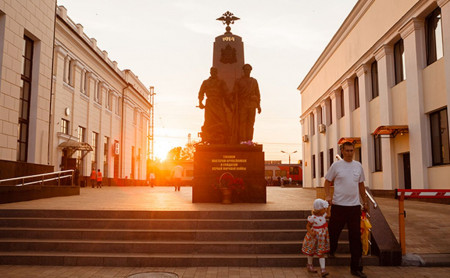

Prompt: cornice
xmin=297 ymin=0 xmax=374 ymax=92
xmin=374 ymin=44 xmax=393 ymax=61
xmin=54 ymin=45 xmax=67 ymax=56
xmin=399 ymin=17 xmax=424 ymax=39
xmin=355 ymin=64 xmax=369 ymax=77
xmin=341 ymin=78 xmax=352 ymax=90
xmin=437 ymin=0 xmax=450 ymax=8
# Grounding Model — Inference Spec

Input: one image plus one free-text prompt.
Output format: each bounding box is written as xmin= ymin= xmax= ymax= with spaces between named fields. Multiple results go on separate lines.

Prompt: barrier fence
xmin=395 ymin=189 xmax=450 ymax=254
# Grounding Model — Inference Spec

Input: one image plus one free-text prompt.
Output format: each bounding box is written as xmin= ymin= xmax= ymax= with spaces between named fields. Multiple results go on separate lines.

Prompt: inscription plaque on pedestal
xmin=193 ymin=144 xmax=266 ymax=203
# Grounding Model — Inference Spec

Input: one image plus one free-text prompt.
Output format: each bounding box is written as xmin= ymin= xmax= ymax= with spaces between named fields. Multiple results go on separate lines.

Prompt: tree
xmin=166 ymin=142 xmax=197 ymax=161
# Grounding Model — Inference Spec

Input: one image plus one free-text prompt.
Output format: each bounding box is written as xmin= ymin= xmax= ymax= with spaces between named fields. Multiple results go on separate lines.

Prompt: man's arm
xmin=324 ymin=179 xmax=332 ymax=203
xmin=359 ymin=181 xmax=369 ymax=211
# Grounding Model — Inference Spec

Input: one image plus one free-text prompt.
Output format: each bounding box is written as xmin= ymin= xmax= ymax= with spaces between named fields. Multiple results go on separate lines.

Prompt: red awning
xmin=338 ymin=137 xmax=361 ymax=147
xmin=372 ymin=125 xmax=409 ymax=138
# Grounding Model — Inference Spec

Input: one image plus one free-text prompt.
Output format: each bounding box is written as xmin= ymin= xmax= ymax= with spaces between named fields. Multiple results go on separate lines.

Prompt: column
xmin=438 ymin=0 xmax=450 ymax=138
xmin=356 ymin=64 xmax=372 ymax=188
xmin=321 ymin=101 xmax=329 ymax=177
xmin=308 ymin=113 xmax=315 ymax=188
xmin=330 ymin=90 xmax=340 ymax=157
xmin=300 ymin=118 xmax=307 ymax=186
xmin=341 ymin=79 xmax=353 ymax=137
xmin=313 ymin=107 xmax=321 ymax=187
xmin=399 ymin=18 xmax=429 ymax=189
xmin=374 ymin=44 xmax=396 ymax=189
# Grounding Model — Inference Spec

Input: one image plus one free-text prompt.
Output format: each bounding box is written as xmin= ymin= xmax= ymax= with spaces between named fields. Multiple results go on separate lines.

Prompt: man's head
xmin=210 ymin=67 xmax=218 ymax=78
xmin=242 ymin=64 xmax=252 ymax=77
xmin=340 ymin=141 xmax=354 ymax=162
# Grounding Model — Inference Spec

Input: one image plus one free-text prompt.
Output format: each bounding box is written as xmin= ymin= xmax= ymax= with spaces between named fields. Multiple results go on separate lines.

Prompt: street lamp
xmin=281 ymin=150 xmax=297 ymax=164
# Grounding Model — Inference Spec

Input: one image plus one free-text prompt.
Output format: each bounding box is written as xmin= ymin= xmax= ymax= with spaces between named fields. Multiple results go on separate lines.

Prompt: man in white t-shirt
xmin=172 ymin=165 xmax=184 ymax=191
xmin=325 ymin=142 xmax=368 ymax=278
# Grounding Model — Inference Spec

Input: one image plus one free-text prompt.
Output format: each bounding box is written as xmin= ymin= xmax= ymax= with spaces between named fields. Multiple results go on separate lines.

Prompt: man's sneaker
xmin=351 ymin=270 xmax=367 ymax=278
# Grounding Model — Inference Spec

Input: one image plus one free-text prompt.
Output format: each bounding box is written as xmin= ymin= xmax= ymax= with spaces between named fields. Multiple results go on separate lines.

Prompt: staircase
xmin=0 ymin=209 xmax=379 ymax=267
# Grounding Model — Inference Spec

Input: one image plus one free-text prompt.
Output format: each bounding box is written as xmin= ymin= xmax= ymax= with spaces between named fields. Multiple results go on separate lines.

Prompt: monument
xmin=193 ymin=12 xmax=266 ymax=203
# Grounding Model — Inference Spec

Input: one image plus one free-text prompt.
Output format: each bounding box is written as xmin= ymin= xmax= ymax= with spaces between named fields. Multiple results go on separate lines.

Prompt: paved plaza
xmin=0 ymin=186 xmax=449 ymax=277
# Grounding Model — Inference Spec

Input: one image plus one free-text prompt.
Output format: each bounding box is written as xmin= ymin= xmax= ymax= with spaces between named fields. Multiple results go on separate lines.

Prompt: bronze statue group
xmin=198 ymin=64 xmax=261 ymax=145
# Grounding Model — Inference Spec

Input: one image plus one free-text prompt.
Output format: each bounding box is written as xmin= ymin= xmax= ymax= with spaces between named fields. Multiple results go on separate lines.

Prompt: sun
xmin=153 ymin=140 xmax=176 ymax=161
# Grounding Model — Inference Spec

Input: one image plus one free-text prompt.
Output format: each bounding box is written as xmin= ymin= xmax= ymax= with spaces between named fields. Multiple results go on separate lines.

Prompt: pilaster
xmin=400 ymin=18 xmax=429 ymax=189
xmin=321 ymin=101 xmax=329 ymax=177
xmin=438 ymin=0 xmax=450 ymax=143
xmin=356 ymin=64 xmax=372 ymax=188
xmin=341 ymin=78 xmax=353 ymax=137
xmin=374 ymin=44 xmax=396 ymax=189
xmin=330 ymin=90 xmax=340 ymax=158
xmin=313 ymin=107 xmax=321 ymax=188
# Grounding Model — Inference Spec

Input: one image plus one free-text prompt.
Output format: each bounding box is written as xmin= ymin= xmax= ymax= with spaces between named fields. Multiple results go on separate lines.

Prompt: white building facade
xmin=299 ymin=0 xmax=450 ymax=190
xmin=0 ymin=1 xmax=152 ymax=184
xmin=0 ymin=0 xmax=56 ymax=165
xmin=52 ymin=6 xmax=151 ymax=183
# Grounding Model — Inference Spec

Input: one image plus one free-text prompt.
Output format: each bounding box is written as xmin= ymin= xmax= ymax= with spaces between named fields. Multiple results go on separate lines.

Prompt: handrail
xmin=0 ymin=170 xmax=74 ymax=187
xmin=335 ymin=154 xmax=378 ymax=208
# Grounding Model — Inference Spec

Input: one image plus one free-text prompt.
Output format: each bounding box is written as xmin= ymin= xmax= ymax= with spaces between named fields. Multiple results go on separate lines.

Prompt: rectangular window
xmin=371 ymin=60 xmax=379 ymax=99
xmin=328 ymin=98 xmax=333 ymax=125
xmin=92 ymin=132 xmax=98 ymax=170
xmin=319 ymin=151 xmax=324 ymax=178
xmin=329 ymin=148 xmax=334 ymax=168
xmin=275 ymin=170 xmax=287 ymax=177
xmin=426 ymin=8 xmax=443 ymax=66
xmin=318 ymin=106 xmax=323 ymax=124
xmin=312 ymin=155 xmax=316 ymax=179
xmin=265 ymin=170 xmax=273 ymax=177
xmin=430 ymin=108 xmax=450 ymax=165
xmin=84 ymin=71 xmax=89 ymax=95
xmin=354 ymin=76 xmax=360 ymax=109
xmin=131 ymin=146 xmax=135 ymax=179
xmin=116 ymin=96 xmax=121 ymax=115
xmin=68 ymin=59 xmax=74 ymax=86
xmin=310 ymin=113 xmax=315 ymax=135
xmin=104 ymin=136 xmax=109 ymax=178
xmin=374 ymin=135 xmax=382 ymax=172
xmin=394 ymin=39 xmax=406 ymax=84
xmin=77 ymin=126 xmax=86 ymax=174
xmin=289 ymin=166 xmax=299 ymax=175
xmin=60 ymin=119 xmax=69 ymax=135
xmin=17 ymin=36 xmax=33 ymax=162
xmin=339 ymin=89 xmax=345 ymax=118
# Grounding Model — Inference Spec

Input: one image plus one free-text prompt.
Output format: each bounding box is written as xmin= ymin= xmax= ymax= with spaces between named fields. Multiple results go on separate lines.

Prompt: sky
xmin=57 ymin=0 xmax=358 ymax=163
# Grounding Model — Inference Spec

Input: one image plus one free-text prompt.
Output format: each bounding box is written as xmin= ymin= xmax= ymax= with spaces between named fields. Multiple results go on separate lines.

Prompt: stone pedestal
xmin=193 ymin=144 xmax=266 ymax=203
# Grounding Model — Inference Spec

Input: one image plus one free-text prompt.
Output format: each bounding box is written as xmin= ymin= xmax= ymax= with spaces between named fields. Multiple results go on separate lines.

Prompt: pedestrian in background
xmin=90 ymin=169 xmax=96 ymax=188
xmin=96 ymin=169 xmax=102 ymax=188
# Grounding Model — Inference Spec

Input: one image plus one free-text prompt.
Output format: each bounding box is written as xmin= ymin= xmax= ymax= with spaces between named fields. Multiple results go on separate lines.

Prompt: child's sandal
xmin=306 ymin=264 xmax=317 ymax=273
xmin=320 ymin=268 xmax=329 ymax=277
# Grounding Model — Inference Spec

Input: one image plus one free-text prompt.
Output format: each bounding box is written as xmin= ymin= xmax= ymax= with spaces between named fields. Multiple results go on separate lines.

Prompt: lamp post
xmin=281 ymin=150 xmax=297 ymax=164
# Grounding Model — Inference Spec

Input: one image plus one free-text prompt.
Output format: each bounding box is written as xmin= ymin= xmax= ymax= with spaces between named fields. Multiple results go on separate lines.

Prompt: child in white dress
xmin=302 ymin=198 xmax=330 ymax=277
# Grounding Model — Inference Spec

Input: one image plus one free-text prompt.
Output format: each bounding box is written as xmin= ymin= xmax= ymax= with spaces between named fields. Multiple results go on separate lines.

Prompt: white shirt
xmin=325 ymin=159 xmax=365 ymax=206
xmin=172 ymin=165 xmax=183 ymax=179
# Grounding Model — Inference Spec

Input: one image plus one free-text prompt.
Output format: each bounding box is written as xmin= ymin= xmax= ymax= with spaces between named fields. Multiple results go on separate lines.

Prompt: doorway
xmin=402 ymin=152 xmax=411 ymax=189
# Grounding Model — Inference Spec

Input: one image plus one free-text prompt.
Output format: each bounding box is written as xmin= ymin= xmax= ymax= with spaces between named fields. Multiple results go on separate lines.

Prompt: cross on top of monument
xmin=216 ymin=11 xmax=240 ymax=34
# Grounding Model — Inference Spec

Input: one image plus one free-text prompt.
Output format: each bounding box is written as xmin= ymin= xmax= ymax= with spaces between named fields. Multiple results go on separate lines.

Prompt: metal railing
xmin=0 ymin=170 xmax=74 ymax=187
